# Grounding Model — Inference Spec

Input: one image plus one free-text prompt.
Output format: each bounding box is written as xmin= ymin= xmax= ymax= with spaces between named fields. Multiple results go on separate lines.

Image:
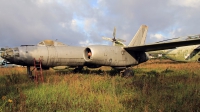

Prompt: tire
xmin=122 ymin=68 xmax=134 ymax=77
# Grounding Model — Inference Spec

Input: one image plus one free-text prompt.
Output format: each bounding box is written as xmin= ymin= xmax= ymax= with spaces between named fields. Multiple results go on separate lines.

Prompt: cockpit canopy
xmin=37 ymin=40 xmax=67 ymax=46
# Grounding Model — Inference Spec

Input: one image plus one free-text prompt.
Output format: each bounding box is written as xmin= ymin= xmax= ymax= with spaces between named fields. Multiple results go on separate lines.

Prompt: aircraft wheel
xmin=122 ymin=68 xmax=134 ymax=77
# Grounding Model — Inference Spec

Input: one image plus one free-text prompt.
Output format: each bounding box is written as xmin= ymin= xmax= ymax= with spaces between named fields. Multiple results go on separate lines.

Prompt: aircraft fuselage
xmin=2 ymin=44 xmax=149 ymax=69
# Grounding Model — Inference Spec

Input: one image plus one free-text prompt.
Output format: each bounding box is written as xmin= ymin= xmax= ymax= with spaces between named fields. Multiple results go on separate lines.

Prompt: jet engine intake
xmin=84 ymin=46 xmax=110 ymax=64
xmin=84 ymin=46 xmax=110 ymax=65
xmin=84 ymin=48 xmax=92 ymax=61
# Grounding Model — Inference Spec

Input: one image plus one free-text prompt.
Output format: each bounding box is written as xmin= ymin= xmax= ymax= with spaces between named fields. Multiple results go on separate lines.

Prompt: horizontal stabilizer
xmin=125 ymin=39 xmax=200 ymax=52
xmin=194 ymin=46 xmax=200 ymax=50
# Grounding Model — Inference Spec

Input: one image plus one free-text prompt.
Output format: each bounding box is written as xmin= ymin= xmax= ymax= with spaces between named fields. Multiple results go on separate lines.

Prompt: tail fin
xmin=128 ymin=25 xmax=148 ymax=47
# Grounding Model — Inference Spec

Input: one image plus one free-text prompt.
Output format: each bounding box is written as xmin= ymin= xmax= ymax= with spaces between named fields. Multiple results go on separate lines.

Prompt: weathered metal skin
xmin=2 ymin=44 xmax=149 ymax=69
xmin=2 ymin=45 xmax=86 ymax=68
xmin=83 ymin=45 xmax=149 ymax=67
xmin=0 ymin=25 xmax=150 ymax=71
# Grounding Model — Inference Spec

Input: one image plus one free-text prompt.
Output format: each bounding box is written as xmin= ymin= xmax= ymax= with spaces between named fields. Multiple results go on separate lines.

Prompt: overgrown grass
xmin=0 ymin=59 xmax=200 ymax=111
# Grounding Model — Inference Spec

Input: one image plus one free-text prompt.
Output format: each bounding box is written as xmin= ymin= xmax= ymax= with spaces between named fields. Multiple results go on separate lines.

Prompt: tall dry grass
xmin=0 ymin=59 xmax=200 ymax=111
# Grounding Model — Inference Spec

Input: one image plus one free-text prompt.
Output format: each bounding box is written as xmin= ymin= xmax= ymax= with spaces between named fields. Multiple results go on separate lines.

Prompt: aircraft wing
xmin=124 ymin=39 xmax=200 ymax=52
xmin=194 ymin=46 xmax=200 ymax=50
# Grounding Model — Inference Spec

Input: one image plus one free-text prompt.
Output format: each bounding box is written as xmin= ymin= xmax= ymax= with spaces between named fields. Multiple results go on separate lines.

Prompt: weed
xmin=0 ymin=59 xmax=200 ymax=111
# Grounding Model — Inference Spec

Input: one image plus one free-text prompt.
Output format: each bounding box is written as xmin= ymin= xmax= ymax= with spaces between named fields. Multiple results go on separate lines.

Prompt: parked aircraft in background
xmin=102 ymin=27 xmax=126 ymax=46
xmin=148 ymin=35 xmax=200 ymax=62
xmin=1 ymin=25 xmax=200 ymax=77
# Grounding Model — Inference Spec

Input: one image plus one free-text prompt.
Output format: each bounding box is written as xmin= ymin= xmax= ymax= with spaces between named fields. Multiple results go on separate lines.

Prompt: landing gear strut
xmin=73 ymin=66 xmax=83 ymax=73
xmin=27 ymin=66 xmax=34 ymax=79
xmin=27 ymin=66 xmax=32 ymax=77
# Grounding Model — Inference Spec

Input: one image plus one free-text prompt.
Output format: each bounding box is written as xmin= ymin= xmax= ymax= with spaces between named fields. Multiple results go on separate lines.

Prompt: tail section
xmin=128 ymin=25 xmax=148 ymax=47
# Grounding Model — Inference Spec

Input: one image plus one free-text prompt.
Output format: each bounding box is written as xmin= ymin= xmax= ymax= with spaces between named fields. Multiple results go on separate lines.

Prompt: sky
xmin=0 ymin=0 xmax=200 ymax=48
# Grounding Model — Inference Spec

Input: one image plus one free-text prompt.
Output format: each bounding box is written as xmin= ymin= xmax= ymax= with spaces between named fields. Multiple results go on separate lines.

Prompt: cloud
xmin=70 ymin=19 xmax=80 ymax=32
xmin=170 ymin=0 xmax=200 ymax=8
xmin=83 ymin=18 xmax=97 ymax=35
xmin=79 ymin=40 xmax=92 ymax=47
xmin=0 ymin=0 xmax=200 ymax=48
xmin=150 ymin=34 xmax=165 ymax=40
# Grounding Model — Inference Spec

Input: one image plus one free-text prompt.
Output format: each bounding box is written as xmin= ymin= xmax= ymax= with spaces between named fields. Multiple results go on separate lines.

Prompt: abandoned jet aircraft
xmin=148 ymin=34 xmax=200 ymax=62
xmin=2 ymin=25 xmax=200 ymax=76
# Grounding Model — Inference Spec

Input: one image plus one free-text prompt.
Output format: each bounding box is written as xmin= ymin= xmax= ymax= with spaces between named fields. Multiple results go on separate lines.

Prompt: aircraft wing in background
xmin=124 ymin=39 xmax=200 ymax=52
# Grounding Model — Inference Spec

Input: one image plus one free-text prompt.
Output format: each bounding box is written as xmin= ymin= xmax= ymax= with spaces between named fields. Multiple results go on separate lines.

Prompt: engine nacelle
xmin=84 ymin=46 xmax=111 ymax=65
xmin=83 ymin=45 xmax=139 ymax=67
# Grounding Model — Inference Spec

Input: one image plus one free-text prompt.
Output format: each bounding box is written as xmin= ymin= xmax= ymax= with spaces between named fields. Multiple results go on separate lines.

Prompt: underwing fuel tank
xmin=1 ymin=40 xmax=86 ymax=67
xmin=83 ymin=45 xmax=139 ymax=67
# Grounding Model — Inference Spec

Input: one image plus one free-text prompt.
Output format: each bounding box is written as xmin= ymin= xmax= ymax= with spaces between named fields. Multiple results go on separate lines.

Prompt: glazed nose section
xmin=1 ymin=48 xmax=14 ymax=61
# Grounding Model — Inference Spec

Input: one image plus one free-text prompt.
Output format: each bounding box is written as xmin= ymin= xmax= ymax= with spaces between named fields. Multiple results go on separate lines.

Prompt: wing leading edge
xmin=124 ymin=39 xmax=200 ymax=52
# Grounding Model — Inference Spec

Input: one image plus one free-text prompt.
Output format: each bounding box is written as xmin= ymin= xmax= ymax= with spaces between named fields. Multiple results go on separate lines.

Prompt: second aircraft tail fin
xmin=128 ymin=25 xmax=148 ymax=47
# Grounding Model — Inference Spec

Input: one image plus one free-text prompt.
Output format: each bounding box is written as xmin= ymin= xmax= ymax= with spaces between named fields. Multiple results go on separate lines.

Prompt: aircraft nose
xmin=1 ymin=48 xmax=14 ymax=61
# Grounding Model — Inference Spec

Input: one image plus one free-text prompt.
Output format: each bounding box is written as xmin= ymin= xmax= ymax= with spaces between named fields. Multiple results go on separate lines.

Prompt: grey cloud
xmin=0 ymin=0 xmax=200 ymax=47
